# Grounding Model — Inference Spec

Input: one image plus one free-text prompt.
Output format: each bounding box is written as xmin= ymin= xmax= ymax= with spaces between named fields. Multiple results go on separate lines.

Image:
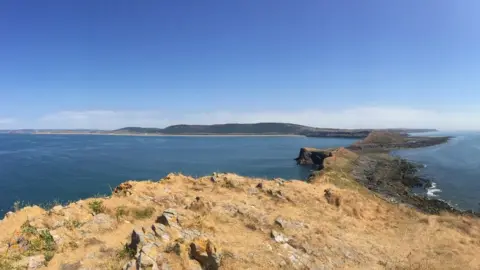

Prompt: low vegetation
xmin=132 ymin=206 xmax=155 ymax=219
xmin=88 ymin=200 xmax=106 ymax=215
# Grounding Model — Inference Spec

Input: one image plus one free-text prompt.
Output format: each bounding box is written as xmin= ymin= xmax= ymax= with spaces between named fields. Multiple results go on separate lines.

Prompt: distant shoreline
xmin=28 ymin=132 xmax=306 ymax=137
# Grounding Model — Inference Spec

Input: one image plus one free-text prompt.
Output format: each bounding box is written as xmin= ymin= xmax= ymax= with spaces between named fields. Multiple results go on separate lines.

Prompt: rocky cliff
xmin=294 ymin=148 xmax=332 ymax=167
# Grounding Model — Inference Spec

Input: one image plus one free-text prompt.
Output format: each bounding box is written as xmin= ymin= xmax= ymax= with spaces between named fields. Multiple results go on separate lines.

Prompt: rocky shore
xmin=294 ymin=131 xmax=475 ymax=216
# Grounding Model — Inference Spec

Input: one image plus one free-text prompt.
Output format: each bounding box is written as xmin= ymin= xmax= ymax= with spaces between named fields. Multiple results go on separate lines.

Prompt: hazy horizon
xmin=1 ymin=1 xmax=479 ymax=130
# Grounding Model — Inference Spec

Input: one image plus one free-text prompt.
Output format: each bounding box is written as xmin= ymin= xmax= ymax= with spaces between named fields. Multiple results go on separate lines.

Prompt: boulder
xmin=189 ymin=237 xmax=221 ymax=270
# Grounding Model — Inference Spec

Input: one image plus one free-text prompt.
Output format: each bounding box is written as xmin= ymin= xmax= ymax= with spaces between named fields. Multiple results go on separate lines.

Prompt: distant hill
xmin=114 ymin=123 xmax=317 ymax=135
xmin=113 ymin=124 xmax=437 ymax=137
xmin=112 ymin=124 xmax=437 ymax=137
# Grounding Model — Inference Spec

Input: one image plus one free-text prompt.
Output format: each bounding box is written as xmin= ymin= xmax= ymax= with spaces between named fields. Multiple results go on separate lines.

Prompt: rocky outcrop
xmin=295 ymin=148 xmax=332 ymax=167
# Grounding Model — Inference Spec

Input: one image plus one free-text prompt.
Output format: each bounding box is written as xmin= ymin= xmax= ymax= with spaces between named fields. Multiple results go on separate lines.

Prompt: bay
xmin=0 ymin=134 xmax=357 ymax=215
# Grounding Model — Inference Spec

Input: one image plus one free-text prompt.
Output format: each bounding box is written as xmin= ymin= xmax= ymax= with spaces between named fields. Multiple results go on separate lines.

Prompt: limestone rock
xmin=181 ymin=228 xmax=201 ymax=241
xmin=156 ymin=209 xmax=178 ymax=227
xmin=138 ymin=243 xmax=160 ymax=268
xmin=27 ymin=255 xmax=46 ymax=270
xmin=189 ymin=237 xmax=221 ymax=270
xmin=271 ymin=230 xmax=289 ymax=243
xmin=280 ymin=243 xmax=321 ymax=270
xmin=274 ymin=216 xmax=305 ymax=230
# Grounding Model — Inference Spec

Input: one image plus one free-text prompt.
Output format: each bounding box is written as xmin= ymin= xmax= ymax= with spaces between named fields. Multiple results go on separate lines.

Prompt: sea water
xmin=0 ymin=134 xmax=357 ymax=215
xmin=394 ymin=131 xmax=480 ymax=211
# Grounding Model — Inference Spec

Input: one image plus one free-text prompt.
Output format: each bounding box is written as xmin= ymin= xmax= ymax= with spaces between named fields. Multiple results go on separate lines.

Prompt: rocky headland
xmin=295 ymin=131 xmax=467 ymax=215
xmin=1 ymin=131 xmax=478 ymax=270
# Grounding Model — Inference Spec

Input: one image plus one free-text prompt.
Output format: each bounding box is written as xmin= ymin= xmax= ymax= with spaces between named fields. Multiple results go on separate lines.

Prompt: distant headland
xmin=2 ymin=123 xmax=437 ymax=138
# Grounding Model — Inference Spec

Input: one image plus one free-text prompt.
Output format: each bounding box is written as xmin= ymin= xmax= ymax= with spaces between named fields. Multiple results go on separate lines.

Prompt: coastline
xmin=296 ymin=133 xmax=477 ymax=215
xmin=29 ymin=132 xmax=306 ymax=137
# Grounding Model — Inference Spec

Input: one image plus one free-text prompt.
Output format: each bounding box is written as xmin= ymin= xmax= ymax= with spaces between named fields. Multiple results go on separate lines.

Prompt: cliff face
xmin=294 ymin=148 xmax=332 ymax=167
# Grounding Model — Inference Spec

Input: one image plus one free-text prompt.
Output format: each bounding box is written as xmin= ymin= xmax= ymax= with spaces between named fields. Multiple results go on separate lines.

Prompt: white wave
xmin=426 ymin=182 xmax=442 ymax=197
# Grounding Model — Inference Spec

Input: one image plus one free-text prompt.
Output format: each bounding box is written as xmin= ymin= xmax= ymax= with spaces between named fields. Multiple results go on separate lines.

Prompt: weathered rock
xmin=280 ymin=243 xmax=317 ymax=270
xmin=137 ymin=243 xmax=160 ymax=269
xmin=182 ymin=228 xmax=202 ymax=241
xmin=27 ymin=255 xmax=46 ymax=270
xmin=271 ymin=230 xmax=289 ymax=243
xmin=189 ymin=237 xmax=221 ymax=270
xmin=274 ymin=216 xmax=305 ymax=230
xmin=274 ymin=216 xmax=288 ymax=229
xmin=114 ymin=182 xmax=133 ymax=195
xmin=156 ymin=209 xmax=179 ymax=227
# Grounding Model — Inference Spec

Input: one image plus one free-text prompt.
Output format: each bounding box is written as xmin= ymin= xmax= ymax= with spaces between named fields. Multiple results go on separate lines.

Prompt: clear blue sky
xmin=1 ymin=0 xmax=479 ymax=129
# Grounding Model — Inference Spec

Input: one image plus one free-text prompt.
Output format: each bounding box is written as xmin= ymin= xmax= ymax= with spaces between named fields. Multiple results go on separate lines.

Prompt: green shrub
xmin=88 ymin=200 xmax=105 ymax=215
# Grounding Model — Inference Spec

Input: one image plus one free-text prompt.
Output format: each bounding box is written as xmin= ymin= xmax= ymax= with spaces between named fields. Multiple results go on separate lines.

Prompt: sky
xmin=0 ymin=0 xmax=479 ymax=130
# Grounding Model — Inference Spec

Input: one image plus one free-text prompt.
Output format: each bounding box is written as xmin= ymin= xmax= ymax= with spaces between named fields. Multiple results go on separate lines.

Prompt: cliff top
xmin=1 ymin=149 xmax=478 ymax=269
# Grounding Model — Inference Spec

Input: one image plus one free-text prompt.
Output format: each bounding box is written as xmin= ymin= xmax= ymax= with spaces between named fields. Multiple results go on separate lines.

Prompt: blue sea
xmin=0 ymin=134 xmax=357 ymax=216
xmin=394 ymin=131 xmax=480 ymax=211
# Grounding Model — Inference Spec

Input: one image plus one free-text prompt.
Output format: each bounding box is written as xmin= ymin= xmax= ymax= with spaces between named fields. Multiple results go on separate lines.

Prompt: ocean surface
xmin=394 ymin=131 xmax=480 ymax=211
xmin=0 ymin=134 xmax=357 ymax=215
